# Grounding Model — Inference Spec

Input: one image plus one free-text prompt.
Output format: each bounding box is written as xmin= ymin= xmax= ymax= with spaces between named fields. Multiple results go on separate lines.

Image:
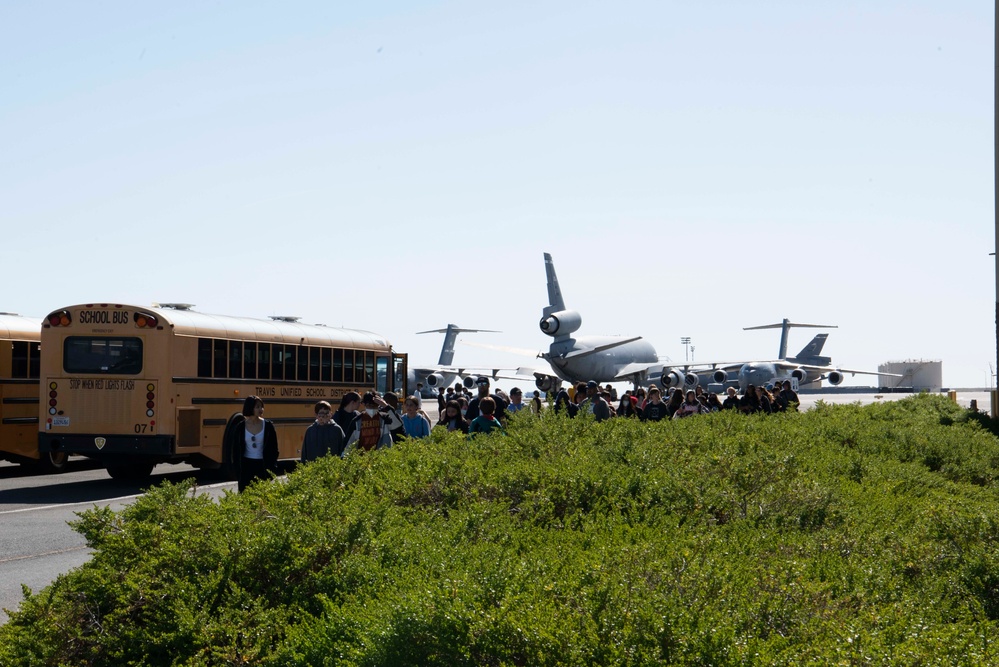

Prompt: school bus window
xmin=376 ymin=356 xmax=389 ymax=393
xmin=306 ymin=347 xmax=318 ymax=381
xmin=213 ymin=339 xmax=227 ymax=378
xmin=229 ymin=341 xmax=242 ymax=379
xmin=258 ymin=344 xmax=271 ymax=380
xmin=271 ymin=345 xmax=284 ymax=380
xmin=297 ymin=345 xmax=308 ymax=381
xmin=29 ymin=342 xmax=40 ymax=379
xmin=341 ymin=349 xmax=352 ymax=383
xmin=12 ymin=341 xmax=29 ymax=378
xmin=333 ymin=348 xmax=343 ymax=382
xmin=64 ymin=337 xmax=143 ymax=375
xmin=364 ymin=351 xmax=375 ymax=384
xmin=283 ymin=345 xmax=296 ymax=380
xmin=321 ymin=347 xmax=331 ymax=382
xmin=197 ymin=338 xmax=212 ymax=378
xmin=243 ymin=342 xmax=257 ymax=379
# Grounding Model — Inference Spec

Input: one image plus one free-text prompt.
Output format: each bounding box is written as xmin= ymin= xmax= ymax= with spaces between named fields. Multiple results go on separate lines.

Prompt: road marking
xmin=0 ymin=481 xmax=235 ymax=516
xmin=0 ymin=545 xmax=90 ymax=565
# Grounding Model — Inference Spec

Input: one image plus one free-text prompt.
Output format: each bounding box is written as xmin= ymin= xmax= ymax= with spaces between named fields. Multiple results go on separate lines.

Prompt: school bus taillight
xmin=47 ymin=311 xmax=71 ymax=327
xmin=134 ymin=312 xmax=158 ymax=328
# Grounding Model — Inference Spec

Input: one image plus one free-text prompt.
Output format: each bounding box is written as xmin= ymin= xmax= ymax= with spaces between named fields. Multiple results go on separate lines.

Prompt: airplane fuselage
xmin=546 ymin=336 xmax=659 ymax=384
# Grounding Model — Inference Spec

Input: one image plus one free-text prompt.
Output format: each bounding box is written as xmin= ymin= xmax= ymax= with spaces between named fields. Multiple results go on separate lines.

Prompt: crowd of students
xmin=552 ymin=379 xmax=800 ymax=422
xmin=237 ymin=376 xmax=801 ymax=492
xmin=299 ymin=375 xmax=539 ymax=466
xmin=299 ymin=377 xmax=799 ymax=458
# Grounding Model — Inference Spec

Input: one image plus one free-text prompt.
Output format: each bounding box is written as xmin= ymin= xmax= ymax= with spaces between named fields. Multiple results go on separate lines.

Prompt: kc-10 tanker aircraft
xmin=530 ymin=253 xmax=668 ymax=391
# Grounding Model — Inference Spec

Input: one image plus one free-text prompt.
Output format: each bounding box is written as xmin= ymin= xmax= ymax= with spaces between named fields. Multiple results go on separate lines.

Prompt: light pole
xmin=680 ymin=337 xmax=691 ymax=363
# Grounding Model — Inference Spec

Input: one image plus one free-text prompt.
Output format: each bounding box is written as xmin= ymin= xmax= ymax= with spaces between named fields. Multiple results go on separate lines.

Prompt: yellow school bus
xmin=0 ymin=313 xmax=66 ymax=470
xmin=38 ymin=303 xmax=408 ymax=480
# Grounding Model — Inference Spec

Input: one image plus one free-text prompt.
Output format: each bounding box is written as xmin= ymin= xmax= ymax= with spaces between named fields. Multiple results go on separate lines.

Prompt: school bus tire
xmin=106 ymin=462 xmax=155 ymax=481
xmin=28 ymin=451 xmax=69 ymax=474
xmin=41 ymin=451 xmax=69 ymax=473
xmin=218 ymin=412 xmax=245 ymax=481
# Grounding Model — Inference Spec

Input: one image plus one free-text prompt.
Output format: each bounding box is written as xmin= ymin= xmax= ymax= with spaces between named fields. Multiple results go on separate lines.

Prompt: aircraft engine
xmin=539 ymin=310 xmax=582 ymax=337
xmin=463 ymin=376 xmax=477 ymax=389
xmin=684 ymin=372 xmax=700 ymax=388
xmin=535 ymin=375 xmax=559 ymax=392
xmin=826 ymin=370 xmax=844 ymax=386
xmin=661 ymin=369 xmax=685 ymax=389
xmin=712 ymin=369 xmax=728 ymax=384
xmin=425 ymin=373 xmax=446 ymax=388
xmin=790 ymin=367 xmax=809 ymax=383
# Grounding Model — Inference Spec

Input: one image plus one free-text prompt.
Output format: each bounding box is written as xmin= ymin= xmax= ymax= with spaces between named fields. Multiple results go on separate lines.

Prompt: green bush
xmin=2 ymin=394 xmax=998 ymax=665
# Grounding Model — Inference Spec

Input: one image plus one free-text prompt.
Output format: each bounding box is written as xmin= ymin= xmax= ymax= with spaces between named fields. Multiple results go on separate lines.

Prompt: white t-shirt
xmin=244 ymin=423 xmax=265 ymax=459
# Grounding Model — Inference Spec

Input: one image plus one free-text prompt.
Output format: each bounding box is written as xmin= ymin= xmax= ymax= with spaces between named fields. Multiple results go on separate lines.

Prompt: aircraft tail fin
xmin=542 ymin=252 xmax=566 ymax=317
xmin=744 ymin=318 xmax=837 ymax=359
xmin=793 ymin=333 xmax=831 ymax=364
xmin=416 ymin=324 xmax=501 ymax=366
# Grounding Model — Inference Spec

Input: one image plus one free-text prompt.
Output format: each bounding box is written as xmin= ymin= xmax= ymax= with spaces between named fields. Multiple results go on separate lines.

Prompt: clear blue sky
xmin=1 ymin=1 xmax=994 ymax=387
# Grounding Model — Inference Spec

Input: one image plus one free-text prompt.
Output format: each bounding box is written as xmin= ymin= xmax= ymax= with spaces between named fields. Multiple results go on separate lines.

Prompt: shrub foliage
xmin=3 ymin=394 xmax=999 ymax=665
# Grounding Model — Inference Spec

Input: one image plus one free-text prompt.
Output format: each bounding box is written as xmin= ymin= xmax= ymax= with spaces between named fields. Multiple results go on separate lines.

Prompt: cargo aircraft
xmin=660 ymin=319 xmax=892 ymax=392
xmin=407 ymin=324 xmax=501 ymax=397
xmin=467 ymin=255 xmax=890 ymax=395
xmin=529 ymin=253 xmax=668 ymax=391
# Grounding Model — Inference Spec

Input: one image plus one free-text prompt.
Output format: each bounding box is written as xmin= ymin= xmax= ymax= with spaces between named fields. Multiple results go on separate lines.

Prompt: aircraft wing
xmin=796 ymin=365 xmax=898 ymax=378
xmin=666 ymin=359 xmax=897 ymax=377
xmin=662 ymin=360 xmax=744 ymax=374
xmin=430 ymin=361 xmax=556 ymax=383
xmin=611 ymin=361 xmax=667 ymax=383
xmin=765 ymin=360 xmax=899 ymax=378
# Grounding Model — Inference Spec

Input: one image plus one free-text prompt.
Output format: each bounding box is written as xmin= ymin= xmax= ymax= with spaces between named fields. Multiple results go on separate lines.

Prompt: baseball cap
xmin=586 ymin=380 xmax=598 ymax=389
xmin=475 ymin=376 xmax=490 ymax=386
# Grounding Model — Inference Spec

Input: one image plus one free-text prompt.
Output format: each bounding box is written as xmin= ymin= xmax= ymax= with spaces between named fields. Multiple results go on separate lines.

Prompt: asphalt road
xmin=0 ymin=459 xmax=235 ymax=623
xmin=0 ymin=390 xmax=991 ymax=625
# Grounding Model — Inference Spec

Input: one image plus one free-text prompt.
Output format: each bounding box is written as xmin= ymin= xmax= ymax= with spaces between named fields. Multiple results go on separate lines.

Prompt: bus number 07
xmin=134 ymin=424 xmax=147 ymax=434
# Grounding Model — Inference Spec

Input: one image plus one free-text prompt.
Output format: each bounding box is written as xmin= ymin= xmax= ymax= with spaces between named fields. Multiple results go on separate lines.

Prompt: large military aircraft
xmin=531 ymin=252 xmax=667 ymax=391
xmin=407 ymin=324 xmax=500 ymax=397
xmin=660 ymin=319 xmax=890 ymax=392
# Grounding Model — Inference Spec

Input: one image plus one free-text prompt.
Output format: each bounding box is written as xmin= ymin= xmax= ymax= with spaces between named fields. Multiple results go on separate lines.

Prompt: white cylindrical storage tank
xmin=878 ymin=359 xmax=943 ymax=391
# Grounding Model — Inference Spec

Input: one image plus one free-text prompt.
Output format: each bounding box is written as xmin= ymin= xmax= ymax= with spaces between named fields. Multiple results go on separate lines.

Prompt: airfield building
xmin=878 ymin=359 xmax=943 ymax=391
